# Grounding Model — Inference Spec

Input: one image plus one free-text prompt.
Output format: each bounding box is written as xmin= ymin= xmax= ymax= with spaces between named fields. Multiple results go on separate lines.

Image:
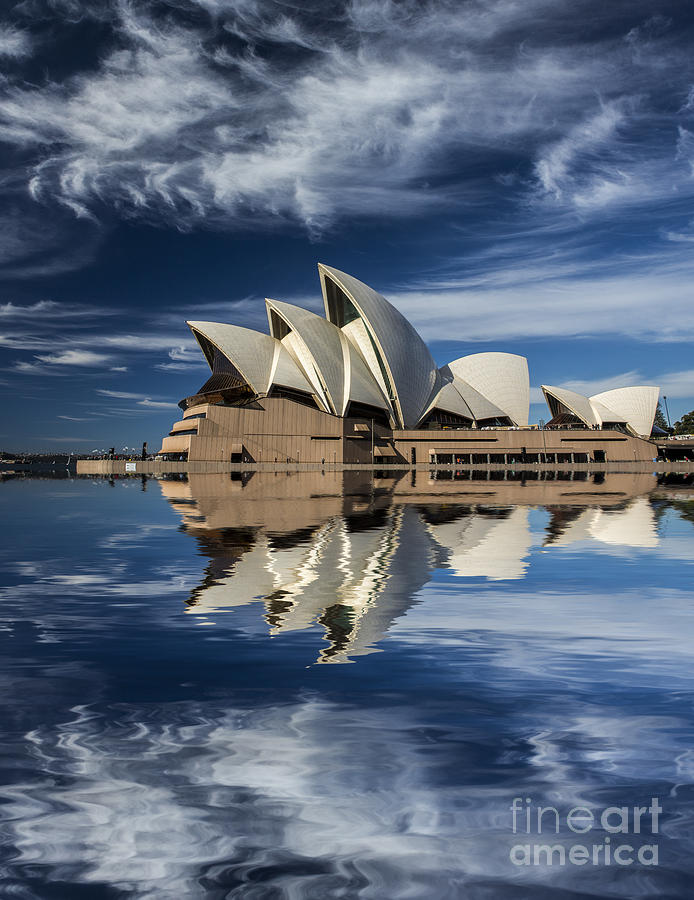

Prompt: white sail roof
xmin=446 ymin=352 xmax=529 ymax=426
xmin=590 ymin=398 xmax=623 ymax=424
xmin=270 ymin=341 xmax=316 ymax=394
xmin=590 ymin=386 xmax=659 ymax=437
xmin=187 ymin=321 xmax=312 ymax=396
xmin=266 ymin=298 xmax=345 ymax=413
xmin=543 ymin=383 xmax=658 ymax=436
xmin=438 ymin=365 xmax=508 ymax=421
xmin=185 ymin=268 xmax=651 ymax=438
xmin=266 ymin=298 xmax=389 ymax=416
xmin=319 ymin=264 xmax=438 ymax=428
xmin=344 ymin=339 xmax=391 ymax=414
xmin=418 ymin=377 xmax=474 ymax=425
xmin=542 ymin=385 xmax=601 ymax=427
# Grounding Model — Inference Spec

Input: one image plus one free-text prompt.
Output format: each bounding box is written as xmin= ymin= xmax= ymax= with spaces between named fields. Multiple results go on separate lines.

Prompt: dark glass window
xmin=324 ymin=278 xmax=360 ymax=327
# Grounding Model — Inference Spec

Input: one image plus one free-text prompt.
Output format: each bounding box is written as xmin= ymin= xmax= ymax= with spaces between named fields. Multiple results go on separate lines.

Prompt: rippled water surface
xmin=1 ymin=469 xmax=694 ymax=899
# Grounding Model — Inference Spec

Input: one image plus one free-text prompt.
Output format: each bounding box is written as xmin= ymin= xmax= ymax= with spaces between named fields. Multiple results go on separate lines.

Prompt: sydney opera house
xmin=159 ymin=265 xmax=659 ymax=464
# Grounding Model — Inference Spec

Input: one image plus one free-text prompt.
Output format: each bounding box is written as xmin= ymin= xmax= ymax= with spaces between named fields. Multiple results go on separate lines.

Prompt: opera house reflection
xmin=160 ymin=470 xmax=661 ymax=663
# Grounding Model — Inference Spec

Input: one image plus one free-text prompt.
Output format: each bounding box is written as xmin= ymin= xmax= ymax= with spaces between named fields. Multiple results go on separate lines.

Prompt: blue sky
xmin=0 ymin=0 xmax=693 ymax=450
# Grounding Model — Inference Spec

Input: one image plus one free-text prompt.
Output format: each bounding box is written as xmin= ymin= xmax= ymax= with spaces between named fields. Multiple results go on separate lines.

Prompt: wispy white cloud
xmin=0 ymin=300 xmax=111 ymax=319
xmin=1 ymin=0 xmax=691 ymax=237
xmin=12 ymin=359 xmax=53 ymax=375
xmin=0 ymin=335 xmax=63 ymax=351
xmin=0 ymin=201 xmax=104 ymax=278
xmin=0 ymin=26 xmax=32 ymax=59
xmin=0 ymin=325 xmax=198 ymax=382
xmin=155 ymin=361 xmax=207 ymax=372
xmin=96 ymin=388 xmax=179 ymax=408
xmin=90 ymin=406 xmax=174 ymax=417
xmin=1 ymin=301 xmax=67 ymax=318
xmin=390 ymin=247 xmax=694 ymax=343
xmin=101 ymin=334 xmax=197 ymax=351
xmin=655 ymin=369 xmax=694 ymax=399
xmin=663 ymin=229 xmax=694 ymax=243
xmin=154 ymin=344 xmax=207 ymax=371
xmin=137 ymin=398 xmax=179 ymax=409
xmin=97 ymin=389 xmax=148 ymax=400
xmin=167 ymin=345 xmax=202 ymax=362
xmin=35 ymin=349 xmax=111 ymax=366
xmin=535 ymin=103 xmax=625 ymax=200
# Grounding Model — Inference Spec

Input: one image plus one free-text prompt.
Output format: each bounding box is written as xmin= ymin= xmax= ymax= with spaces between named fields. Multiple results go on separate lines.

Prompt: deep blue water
xmin=1 ymin=470 xmax=694 ymax=899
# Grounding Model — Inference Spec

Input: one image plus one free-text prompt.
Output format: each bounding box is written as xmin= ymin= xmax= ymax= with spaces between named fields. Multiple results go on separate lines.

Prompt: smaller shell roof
xmin=542 ymin=383 xmax=659 ymax=436
xmin=590 ymin=398 xmax=624 ymax=425
xmin=542 ymin=385 xmax=600 ymax=427
xmin=270 ymin=342 xmax=315 ymax=394
xmin=418 ymin=378 xmax=474 ymax=425
xmin=590 ymin=386 xmax=659 ymax=437
xmin=447 ymin=352 xmax=529 ymax=426
xmin=344 ymin=340 xmax=391 ymax=414
xmin=439 ymin=366 xmax=508 ymax=421
xmin=187 ymin=321 xmax=312 ymax=396
xmin=265 ymin=299 xmax=389 ymax=416
xmin=266 ymin=298 xmax=346 ymax=415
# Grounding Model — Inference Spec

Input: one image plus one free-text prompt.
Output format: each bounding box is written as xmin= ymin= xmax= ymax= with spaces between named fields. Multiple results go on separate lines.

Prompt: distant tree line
xmin=674 ymin=410 xmax=694 ymax=435
xmin=655 ymin=401 xmax=694 ymax=435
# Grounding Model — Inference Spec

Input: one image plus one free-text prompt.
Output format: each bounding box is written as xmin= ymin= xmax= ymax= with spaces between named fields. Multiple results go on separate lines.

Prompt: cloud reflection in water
xmin=1 ymin=470 xmax=694 ymax=898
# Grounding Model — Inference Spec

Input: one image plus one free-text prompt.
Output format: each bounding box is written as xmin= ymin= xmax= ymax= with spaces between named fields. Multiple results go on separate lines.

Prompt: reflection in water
xmin=423 ymin=505 xmax=532 ymax=580
xmin=161 ymin=471 xmax=660 ymax=662
xmin=5 ymin=688 xmax=694 ymax=898
xmin=1 ymin=471 xmax=694 ymax=899
xmin=545 ymin=497 xmax=659 ymax=548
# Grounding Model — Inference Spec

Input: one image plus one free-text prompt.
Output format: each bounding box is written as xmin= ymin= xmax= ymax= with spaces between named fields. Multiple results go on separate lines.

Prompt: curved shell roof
xmin=269 ymin=341 xmax=315 ymax=394
xmin=543 ymin=383 xmax=659 ymax=436
xmin=589 ymin=397 xmax=623 ymax=424
xmin=542 ymin=385 xmax=600 ymax=427
xmin=187 ymin=321 xmax=312 ymax=396
xmin=266 ymin=298 xmax=345 ymax=413
xmin=438 ymin=366 xmax=507 ymax=422
xmin=451 ymin=375 xmax=508 ymax=422
xmin=319 ymin=264 xmax=438 ymax=428
xmin=344 ymin=339 xmax=391 ymax=414
xmin=446 ymin=352 xmax=529 ymax=426
xmin=590 ymin=386 xmax=659 ymax=437
xmin=266 ymin=298 xmax=389 ymax=416
xmin=419 ymin=378 xmax=474 ymax=424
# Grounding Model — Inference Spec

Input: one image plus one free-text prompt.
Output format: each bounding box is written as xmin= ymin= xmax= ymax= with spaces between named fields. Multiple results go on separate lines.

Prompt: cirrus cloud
xmin=0 ymin=0 xmax=692 ymax=238
xmin=0 ymin=26 xmax=32 ymax=59
xmin=35 ymin=349 xmax=111 ymax=366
